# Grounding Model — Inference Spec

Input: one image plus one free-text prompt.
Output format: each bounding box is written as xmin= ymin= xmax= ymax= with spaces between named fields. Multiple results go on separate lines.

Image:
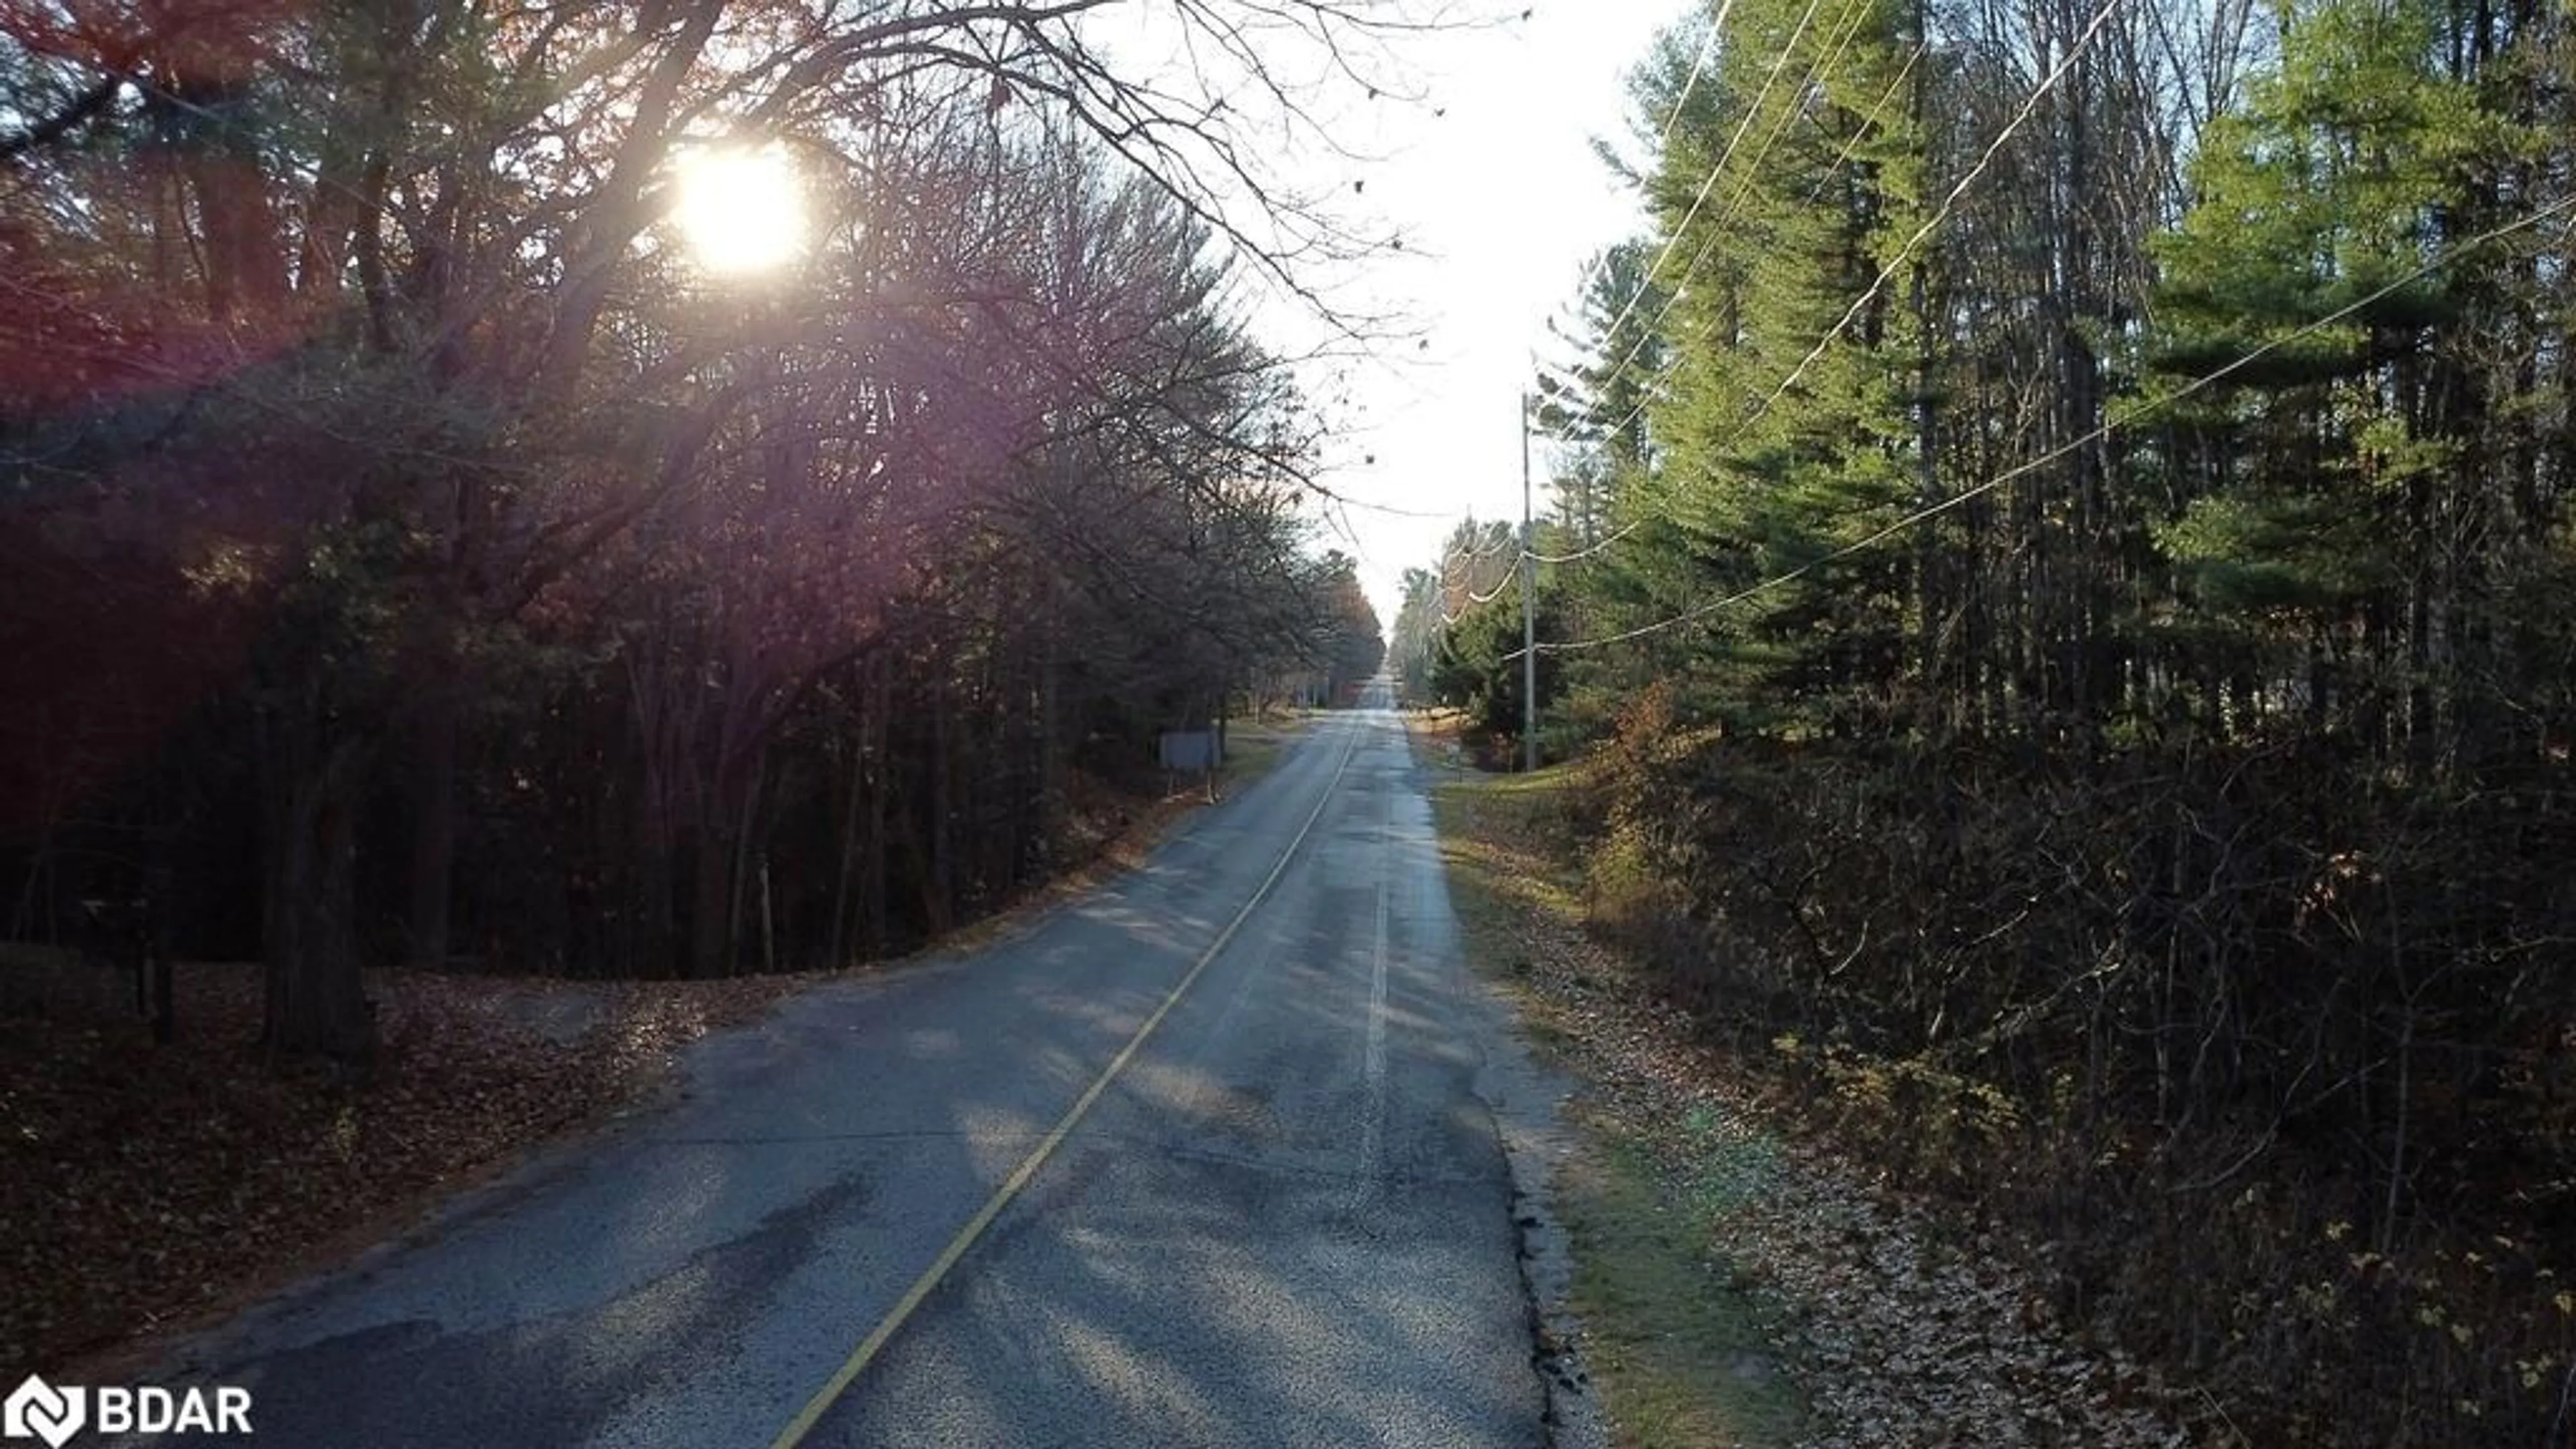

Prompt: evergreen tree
xmin=1633 ymin=0 xmax=1929 ymax=729
xmin=2145 ymin=0 xmax=2491 ymax=748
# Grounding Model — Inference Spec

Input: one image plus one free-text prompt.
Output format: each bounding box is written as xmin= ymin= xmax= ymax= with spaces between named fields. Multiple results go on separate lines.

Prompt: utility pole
xmin=1520 ymin=390 xmax=1538 ymax=773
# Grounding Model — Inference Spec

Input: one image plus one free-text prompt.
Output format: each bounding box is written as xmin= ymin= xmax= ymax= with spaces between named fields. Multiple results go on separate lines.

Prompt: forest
xmin=0 ymin=0 xmax=1391 ymax=1065
xmin=1395 ymin=0 xmax=2575 ymax=1442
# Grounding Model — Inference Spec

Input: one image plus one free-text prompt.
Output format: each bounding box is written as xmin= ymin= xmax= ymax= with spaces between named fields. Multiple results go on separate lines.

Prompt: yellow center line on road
xmin=768 ymin=713 xmax=1366 ymax=1449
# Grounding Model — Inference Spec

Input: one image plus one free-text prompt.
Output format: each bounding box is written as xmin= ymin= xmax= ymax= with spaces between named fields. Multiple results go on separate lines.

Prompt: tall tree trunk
xmin=407 ymin=686 xmax=458 ymax=969
xmin=928 ymin=672 xmax=954 ymax=934
xmin=829 ymin=722 xmax=865 ymax=969
xmin=865 ymin=659 xmax=890 ymax=955
xmin=262 ymin=686 xmax=375 ymax=1066
xmin=718 ymin=749 xmax=764 ymax=977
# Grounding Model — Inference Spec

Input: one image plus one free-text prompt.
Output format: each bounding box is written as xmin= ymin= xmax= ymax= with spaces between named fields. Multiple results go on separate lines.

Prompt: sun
xmin=672 ymin=144 xmax=807 ymax=275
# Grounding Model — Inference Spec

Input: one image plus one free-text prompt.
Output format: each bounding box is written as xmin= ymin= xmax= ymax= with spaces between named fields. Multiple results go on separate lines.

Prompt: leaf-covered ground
xmin=0 ymin=953 xmax=812 ymax=1377
xmin=1411 ymin=713 xmax=2204 ymax=1449
xmin=0 ymin=731 xmax=1309 ymax=1380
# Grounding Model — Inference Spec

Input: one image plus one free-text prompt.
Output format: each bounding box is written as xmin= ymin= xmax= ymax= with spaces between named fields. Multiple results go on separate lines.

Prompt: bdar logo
xmin=3 ymin=1375 xmax=84 ymax=1449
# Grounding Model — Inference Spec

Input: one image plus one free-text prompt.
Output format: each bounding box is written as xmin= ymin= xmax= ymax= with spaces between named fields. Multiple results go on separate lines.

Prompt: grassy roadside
xmin=1405 ymin=711 xmax=1809 ymax=1449
xmin=1408 ymin=711 xmax=2197 ymax=1449
xmin=1217 ymin=709 xmax=1311 ymax=794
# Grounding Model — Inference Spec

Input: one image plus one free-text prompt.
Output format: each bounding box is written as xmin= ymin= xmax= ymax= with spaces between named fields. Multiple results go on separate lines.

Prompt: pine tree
xmin=2143 ymin=0 xmax=2491 ymax=749
xmin=1638 ymin=0 xmax=1929 ymax=731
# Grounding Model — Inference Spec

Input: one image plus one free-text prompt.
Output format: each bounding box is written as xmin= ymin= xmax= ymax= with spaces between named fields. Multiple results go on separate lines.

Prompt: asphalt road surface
xmin=148 ymin=682 xmax=1558 ymax=1448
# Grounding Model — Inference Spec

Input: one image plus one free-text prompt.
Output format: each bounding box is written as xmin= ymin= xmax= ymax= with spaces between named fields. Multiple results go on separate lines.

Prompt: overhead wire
xmin=1517 ymin=0 xmax=2111 ymax=587
xmin=1395 ymin=0 xmax=1744 ymax=586
xmin=1565 ymin=0 xmax=1821 ymax=379
xmin=1519 ymin=3 xmax=1913 ymax=575
xmin=1542 ymin=0 xmax=1894 ymax=455
xmin=1655 ymin=12 xmax=1729 ymax=154
xmin=1435 ymin=556 xmax=1525 ymax=625
xmin=1528 ymin=5 xmax=1730 ymax=361
xmin=1500 ymin=183 xmax=2576 ymax=659
xmin=1526 ymin=516 xmax=1645 ymax=564
xmin=1433 ymin=517 xmax=1521 ymax=580
xmin=1433 ymin=522 xmax=1524 ymax=626
xmin=1734 ymin=0 xmax=2128 ymax=430
xmin=1474 ymin=0 xmax=1868 ymax=588
xmin=1564 ymin=30 xmax=1929 ymax=464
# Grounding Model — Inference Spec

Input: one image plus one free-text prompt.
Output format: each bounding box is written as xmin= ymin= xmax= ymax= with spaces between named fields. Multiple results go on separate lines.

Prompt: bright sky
xmin=1284 ymin=1 xmax=1690 ymax=628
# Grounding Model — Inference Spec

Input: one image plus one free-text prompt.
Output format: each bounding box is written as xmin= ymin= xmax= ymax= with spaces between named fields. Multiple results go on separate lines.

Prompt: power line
xmin=1436 ymin=517 xmax=1521 ymax=578
xmin=1568 ymin=31 xmax=1928 ymax=460
xmin=1417 ymin=0 xmax=1754 ymax=579
xmin=1429 ymin=517 xmax=1524 ymax=628
xmin=1542 ymin=0 xmax=1898 ymax=456
xmin=1436 ymin=564 xmax=1521 ymax=627
xmin=1538 ymin=4 xmax=1731 ymax=347
xmin=1527 ymin=516 xmax=1644 ymax=564
xmin=1311 ymin=488 xmax=1461 ymax=520
xmin=1445 ymin=0 xmax=2112 ymax=628
xmin=1654 ymin=13 xmax=1727 ymax=154
xmin=1519 ymin=0 xmax=2110 ymax=582
xmin=1495 ymin=0 xmax=1881 ymax=586
xmin=1568 ymin=0 xmax=1821 ymax=381
xmin=1505 ymin=184 xmax=2576 ymax=660
xmin=1737 ymin=0 xmax=2127 ymax=429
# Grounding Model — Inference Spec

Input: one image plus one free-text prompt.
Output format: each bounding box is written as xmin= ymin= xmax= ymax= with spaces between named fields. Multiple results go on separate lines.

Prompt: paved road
xmin=152 ymin=686 xmax=1554 ymax=1448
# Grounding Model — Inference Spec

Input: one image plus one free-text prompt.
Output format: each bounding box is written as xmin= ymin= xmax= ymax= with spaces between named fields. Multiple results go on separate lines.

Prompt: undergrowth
xmin=1564 ymin=683 xmax=2576 ymax=1446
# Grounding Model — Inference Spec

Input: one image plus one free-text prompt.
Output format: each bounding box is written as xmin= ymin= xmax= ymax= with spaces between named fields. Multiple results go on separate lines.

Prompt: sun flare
xmin=672 ymin=145 xmax=806 ymax=275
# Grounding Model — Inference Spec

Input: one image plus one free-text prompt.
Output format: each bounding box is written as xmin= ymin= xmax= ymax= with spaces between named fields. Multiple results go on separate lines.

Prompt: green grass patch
xmin=1220 ymin=716 xmax=1309 ymax=794
xmin=1414 ymin=727 xmax=1809 ymax=1449
xmin=1560 ymin=1128 xmax=1807 ymax=1449
xmin=1224 ymin=735 xmax=1285 ymax=787
xmin=1434 ymin=804 xmax=1587 ymax=926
